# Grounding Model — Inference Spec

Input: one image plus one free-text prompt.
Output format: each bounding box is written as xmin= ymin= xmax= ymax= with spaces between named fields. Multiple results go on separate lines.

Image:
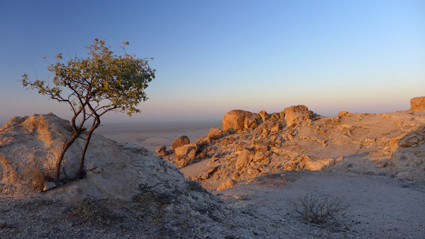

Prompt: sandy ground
xmin=215 ymin=171 xmax=425 ymax=238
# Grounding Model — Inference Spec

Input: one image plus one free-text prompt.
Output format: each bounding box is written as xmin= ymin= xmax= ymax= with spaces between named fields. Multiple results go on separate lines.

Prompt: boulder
xmin=175 ymin=143 xmax=198 ymax=160
xmin=0 ymin=113 xmax=151 ymax=198
xmin=282 ymin=105 xmax=314 ymax=126
xmin=410 ymin=96 xmax=425 ymax=111
xmin=207 ymin=128 xmax=223 ymax=139
xmin=172 ymin=135 xmax=190 ymax=150
xmin=155 ymin=145 xmax=169 ymax=157
xmin=235 ymin=149 xmax=253 ymax=171
xmin=222 ymin=110 xmax=252 ymax=132
xmin=217 ymin=178 xmax=236 ymax=191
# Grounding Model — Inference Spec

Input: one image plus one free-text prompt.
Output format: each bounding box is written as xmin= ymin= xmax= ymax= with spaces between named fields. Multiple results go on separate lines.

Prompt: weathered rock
xmin=244 ymin=114 xmax=261 ymax=130
xmin=155 ymin=145 xmax=169 ymax=157
xmin=258 ymin=110 xmax=270 ymax=121
xmin=235 ymin=149 xmax=253 ymax=171
xmin=222 ymin=110 xmax=252 ymax=132
xmin=282 ymin=105 xmax=314 ymax=126
xmin=398 ymin=133 xmax=423 ymax=148
xmin=172 ymin=136 xmax=190 ymax=150
xmin=175 ymin=143 xmax=198 ymax=160
xmin=207 ymin=128 xmax=223 ymax=139
xmin=0 ymin=113 xmax=182 ymax=199
xmin=175 ymin=155 xmax=191 ymax=168
xmin=156 ymin=145 xmax=167 ymax=153
xmin=253 ymin=151 xmax=267 ymax=162
xmin=217 ymin=178 xmax=236 ymax=191
xmin=410 ymin=96 xmax=425 ymax=111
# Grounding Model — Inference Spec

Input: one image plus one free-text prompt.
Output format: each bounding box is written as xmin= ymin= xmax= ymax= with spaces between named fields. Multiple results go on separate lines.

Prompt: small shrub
xmin=291 ymin=193 xmax=346 ymax=224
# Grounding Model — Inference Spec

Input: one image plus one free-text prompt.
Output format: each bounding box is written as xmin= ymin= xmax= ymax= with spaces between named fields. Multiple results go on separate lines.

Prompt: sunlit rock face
xmin=410 ymin=96 xmax=425 ymax=112
xmin=222 ymin=110 xmax=253 ymax=132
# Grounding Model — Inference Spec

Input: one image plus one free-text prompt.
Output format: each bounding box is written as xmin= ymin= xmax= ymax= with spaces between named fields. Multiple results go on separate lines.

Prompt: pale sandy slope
xmin=216 ymin=171 xmax=425 ymax=238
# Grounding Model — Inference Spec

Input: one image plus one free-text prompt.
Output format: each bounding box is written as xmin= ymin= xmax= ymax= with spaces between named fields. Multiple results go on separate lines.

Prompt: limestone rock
xmin=175 ymin=143 xmax=198 ymax=160
xmin=235 ymin=149 xmax=252 ymax=171
xmin=155 ymin=145 xmax=169 ymax=157
xmin=156 ymin=145 xmax=167 ymax=153
xmin=172 ymin=135 xmax=190 ymax=150
xmin=258 ymin=110 xmax=270 ymax=121
xmin=0 ymin=113 xmax=180 ymax=199
xmin=175 ymin=155 xmax=191 ymax=168
xmin=222 ymin=110 xmax=252 ymax=132
xmin=283 ymin=105 xmax=314 ymax=126
xmin=410 ymin=96 xmax=425 ymax=111
xmin=207 ymin=128 xmax=223 ymax=139
xmin=217 ymin=178 xmax=236 ymax=191
xmin=244 ymin=114 xmax=261 ymax=130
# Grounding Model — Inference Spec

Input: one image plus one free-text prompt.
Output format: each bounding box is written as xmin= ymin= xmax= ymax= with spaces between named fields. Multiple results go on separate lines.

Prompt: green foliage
xmin=22 ymin=38 xmax=155 ymax=117
xmin=21 ymin=38 xmax=155 ymax=184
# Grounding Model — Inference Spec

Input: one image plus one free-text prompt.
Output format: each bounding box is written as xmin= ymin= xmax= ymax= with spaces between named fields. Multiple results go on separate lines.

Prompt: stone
xmin=271 ymin=123 xmax=281 ymax=132
xmin=217 ymin=178 xmax=236 ymax=191
xmin=175 ymin=143 xmax=198 ymax=160
xmin=0 ymin=113 xmax=159 ymax=198
xmin=253 ymin=152 xmax=267 ymax=162
xmin=155 ymin=145 xmax=168 ymax=157
xmin=410 ymin=96 xmax=425 ymax=111
xmin=244 ymin=114 xmax=261 ymax=130
xmin=207 ymin=128 xmax=223 ymax=139
xmin=398 ymin=134 xmax=422 ymax=148
xmin=258 ymin=110 xmax=270 ymax=121
xmin=172 ymin=135 xmax=190 ymax=150
xmin=283 ymin=105 xmax=314 ymax=126
xmin=222 ymin=110 xmax=252 ymax=132
xmin=156 ymin=145 xmax=167 ymax=153
xmin=175 ymin=155 xmax=191 ymax=168
xmin=235 ymin=149 xmax=252 ymax=171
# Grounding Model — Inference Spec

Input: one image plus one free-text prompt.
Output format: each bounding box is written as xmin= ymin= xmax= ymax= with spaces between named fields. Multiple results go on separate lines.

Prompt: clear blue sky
xmin=1 ymin=0 xmax=424 ymax=123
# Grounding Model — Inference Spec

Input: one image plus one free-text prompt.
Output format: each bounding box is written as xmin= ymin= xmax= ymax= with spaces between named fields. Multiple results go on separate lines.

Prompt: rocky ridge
xmin=163 ymin=98 xmax=425 ymax=191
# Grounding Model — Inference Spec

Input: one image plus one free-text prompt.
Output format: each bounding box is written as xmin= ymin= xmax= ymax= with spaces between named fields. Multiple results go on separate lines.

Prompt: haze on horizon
xmin=0 ymin=0 xmax=424 ymax=124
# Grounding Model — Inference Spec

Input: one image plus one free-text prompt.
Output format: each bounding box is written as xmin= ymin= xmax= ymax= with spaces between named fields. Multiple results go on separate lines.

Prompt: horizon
xmin=1 ymin=0 xmax=424 ymax=124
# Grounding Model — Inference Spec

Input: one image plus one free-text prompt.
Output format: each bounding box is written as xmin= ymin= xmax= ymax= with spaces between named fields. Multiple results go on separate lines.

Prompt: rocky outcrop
xmin=171 ymin=135 xmax=190 ymax=150
xmin=163 ymin=101 xmax=425 ymax=191
xmin=410 ymin=96 xmax=425 ymax=111
xmin=0 ymin=114 xmax=170 ymax=198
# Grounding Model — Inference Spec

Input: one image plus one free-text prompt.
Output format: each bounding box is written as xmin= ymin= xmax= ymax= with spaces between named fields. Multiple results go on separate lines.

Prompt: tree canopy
xmin=22 ymin=38 xmax=155 ymax=185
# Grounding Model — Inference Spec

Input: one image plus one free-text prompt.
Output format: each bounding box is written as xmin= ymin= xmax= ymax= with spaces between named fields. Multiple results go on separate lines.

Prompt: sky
xmin=0 ymin=0 xmax=424 ymax=123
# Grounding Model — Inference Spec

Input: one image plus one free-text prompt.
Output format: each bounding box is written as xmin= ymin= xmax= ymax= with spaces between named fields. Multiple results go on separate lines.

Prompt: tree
xmin=22 ymin=38 xmax=155 ymax=186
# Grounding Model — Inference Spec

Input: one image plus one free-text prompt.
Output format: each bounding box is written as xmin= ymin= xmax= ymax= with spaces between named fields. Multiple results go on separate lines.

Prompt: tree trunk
xmin=77 ymin=117 xmax=100 ymax=179
xmin=55 ymin=133 xmax=80 ymax=186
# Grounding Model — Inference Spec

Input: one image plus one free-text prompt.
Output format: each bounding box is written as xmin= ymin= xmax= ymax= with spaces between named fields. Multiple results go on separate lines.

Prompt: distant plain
xmin=97 ymin=121 xmax=221 ymax=152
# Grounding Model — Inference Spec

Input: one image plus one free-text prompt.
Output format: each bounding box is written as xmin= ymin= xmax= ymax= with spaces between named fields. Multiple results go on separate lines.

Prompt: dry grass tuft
xmin=291 ymin=193 xmax=346 ymax=224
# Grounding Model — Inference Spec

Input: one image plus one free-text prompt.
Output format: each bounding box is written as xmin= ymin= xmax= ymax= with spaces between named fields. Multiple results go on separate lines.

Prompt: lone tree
xmin=22 ymin=38 xmax=155 ymax=185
